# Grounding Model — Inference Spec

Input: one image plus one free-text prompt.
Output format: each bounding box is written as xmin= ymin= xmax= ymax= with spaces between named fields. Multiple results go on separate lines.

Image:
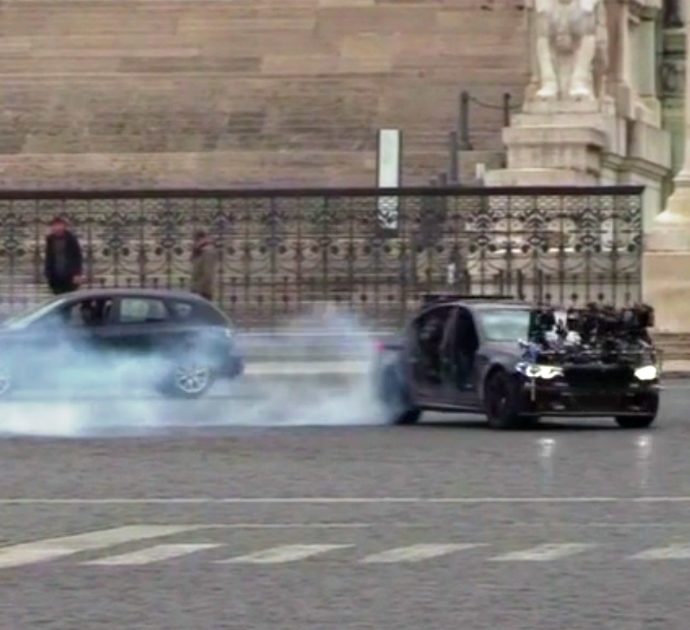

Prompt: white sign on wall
xmin=377 ymin=129 xmax=401 ymax=230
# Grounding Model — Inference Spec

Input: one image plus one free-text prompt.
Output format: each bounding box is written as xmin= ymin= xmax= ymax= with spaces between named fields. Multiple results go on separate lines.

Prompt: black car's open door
xmin=438 ymin=306 xmax=481 ymax=409
xmin=407 ymin=304 xmax=458 ymax=406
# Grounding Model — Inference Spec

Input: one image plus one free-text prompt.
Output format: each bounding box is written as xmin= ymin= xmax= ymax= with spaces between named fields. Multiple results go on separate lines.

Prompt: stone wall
xmin=0 ymin=0 xmax=528 ymax=189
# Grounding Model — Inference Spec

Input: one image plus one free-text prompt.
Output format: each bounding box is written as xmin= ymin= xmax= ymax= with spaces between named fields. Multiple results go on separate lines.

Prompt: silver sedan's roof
xmin=59 ymin=288 xmax=204 ymax=301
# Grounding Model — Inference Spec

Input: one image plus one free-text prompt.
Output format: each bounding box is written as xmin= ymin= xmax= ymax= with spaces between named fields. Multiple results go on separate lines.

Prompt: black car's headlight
xmin=516 ymin=362 xmax=564 ymax=380
xmin=634 ymin=365 xmax=658 ymax=381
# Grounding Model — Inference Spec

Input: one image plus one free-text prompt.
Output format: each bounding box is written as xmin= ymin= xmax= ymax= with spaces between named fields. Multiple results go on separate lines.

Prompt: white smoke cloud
xmin=0 ymin=304 xmax=390 ymax=437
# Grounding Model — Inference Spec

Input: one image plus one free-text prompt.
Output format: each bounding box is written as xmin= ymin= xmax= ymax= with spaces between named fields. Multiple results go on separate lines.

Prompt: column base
xmin=644 ymin=251 xmax=690 ymax=332
xmin=647 ymin=183 xmax=690 ymax=250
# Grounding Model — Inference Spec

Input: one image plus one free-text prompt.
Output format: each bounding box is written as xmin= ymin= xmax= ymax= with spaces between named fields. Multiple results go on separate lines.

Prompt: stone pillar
xmin=643 ymin=0 xmax=690 ymax=331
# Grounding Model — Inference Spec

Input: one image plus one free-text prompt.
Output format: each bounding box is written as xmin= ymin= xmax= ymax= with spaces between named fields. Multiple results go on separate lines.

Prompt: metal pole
xmin=448 ymin=131 xmax=459 ymax=184
xmin=503 ymin=93 xmax=511 ymax=128
xmin=459 ymin=91 xmax=473 ymax=150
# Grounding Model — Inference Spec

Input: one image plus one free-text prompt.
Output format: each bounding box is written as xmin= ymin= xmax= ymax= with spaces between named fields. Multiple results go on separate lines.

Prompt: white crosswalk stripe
xmin=360 ymin=544 xmax=484 ymax=564
xmin=84 ymin=544 xmax=222 ymax=566
xmin=219 ymin=544 xmax=352 ymax=564
xmin=629 ymin=544 xmax=690 ymax=560
xmin=7 ymin=525 xmax=690 ymax=568
xmin=488 ymin=543 xmax=597 ymax=562
xmin=0 ymin=525 xmax=208 ymax=569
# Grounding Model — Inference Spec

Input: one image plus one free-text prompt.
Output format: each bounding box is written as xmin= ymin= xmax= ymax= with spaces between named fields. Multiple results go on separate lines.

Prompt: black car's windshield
xmin=478 ymin=309 xmax=531 ymax=342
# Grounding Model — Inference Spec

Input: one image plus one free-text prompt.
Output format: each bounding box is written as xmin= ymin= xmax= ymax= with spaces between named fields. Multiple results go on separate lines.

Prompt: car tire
xmin=161 ymin=361 xmax=216 ymax=399
xmin=390 ymin=408 xmax=422 ymax=426
xmin=615 ymin=415 xmax=657 ymax=429
xmin=0 ymin=361 xmax=12 ymax=399
xmin=378 ymin=366 xmax=422 ymax=426
xmin=484 ymin=370 xmax=526 ymax=430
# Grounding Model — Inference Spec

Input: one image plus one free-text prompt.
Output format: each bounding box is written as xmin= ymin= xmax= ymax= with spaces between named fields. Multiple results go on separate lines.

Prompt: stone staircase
xmin=0 ymin=0 xmax=528 ymax=188
xmin=652 ymin=333 xmax=690 ymax=362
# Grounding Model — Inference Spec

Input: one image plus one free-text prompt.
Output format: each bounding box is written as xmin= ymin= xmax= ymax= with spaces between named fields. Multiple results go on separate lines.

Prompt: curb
xmin=245 ymin=362 xmax=690 ymax=378
xmin=245 ymin=361 xmax=367 ymax=376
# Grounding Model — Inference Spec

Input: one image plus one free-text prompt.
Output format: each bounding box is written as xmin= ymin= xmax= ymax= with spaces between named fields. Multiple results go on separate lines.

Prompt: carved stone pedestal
xmin=488 ymin=0 xmax=670 ymax=227
xmin=485 ymin=100 xmax=616 ymax=186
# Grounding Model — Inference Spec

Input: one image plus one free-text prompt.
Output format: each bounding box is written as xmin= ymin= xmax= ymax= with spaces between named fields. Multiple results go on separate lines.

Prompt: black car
xmin=0 ymin=289 xmax=244 ymax=398
xmin=373 ymin=294 xmax=660 ymax=429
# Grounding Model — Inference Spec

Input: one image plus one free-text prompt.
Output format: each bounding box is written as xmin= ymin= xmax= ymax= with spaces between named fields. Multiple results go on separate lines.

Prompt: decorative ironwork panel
xmin=0 ymin=186 xmax=643 ymax=327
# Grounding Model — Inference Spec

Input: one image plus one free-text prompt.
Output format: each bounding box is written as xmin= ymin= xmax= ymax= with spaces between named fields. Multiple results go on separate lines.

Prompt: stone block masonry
xmin=0 ymin=0 xmax=529 ymax=188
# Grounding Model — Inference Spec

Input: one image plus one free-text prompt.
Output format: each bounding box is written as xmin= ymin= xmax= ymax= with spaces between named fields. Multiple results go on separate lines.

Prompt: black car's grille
xmin=564 ymin=365 xmax=634 ymax=389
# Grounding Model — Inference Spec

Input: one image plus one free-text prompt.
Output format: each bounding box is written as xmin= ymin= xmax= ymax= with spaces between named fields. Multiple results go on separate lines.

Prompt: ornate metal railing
xmin=0 ymin=186 xmax=643 ymax=327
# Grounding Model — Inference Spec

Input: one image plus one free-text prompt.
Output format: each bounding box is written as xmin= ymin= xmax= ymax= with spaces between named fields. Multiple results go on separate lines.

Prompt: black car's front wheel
xmin=615 ymin=415 xmax=657 ymax=429
xmin=615 ymin=392 xmax=658 ymax=429
xmin=484 ymin=370 xmax=530 ymax=430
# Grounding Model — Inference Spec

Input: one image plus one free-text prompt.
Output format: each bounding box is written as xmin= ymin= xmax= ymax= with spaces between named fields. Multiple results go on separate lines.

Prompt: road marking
xmin=629 ymin=544 xmax=690 ymax=560
xmin=213 ymin=523 xmax=377 ymax=529
xmin=0 ymin=525 xmax=207 ymax=569
xmin=84 ymin=543 xmax=221 ymax=566
xmin=220 ymin=544 xmax=351 ymax=564
xmin=360 ymin=543 xmax=483 ymax=564
xmin=6 ymin=497 xmax=690 ymax=505
xmin=488 ymin=543 xmax=596 ymax=562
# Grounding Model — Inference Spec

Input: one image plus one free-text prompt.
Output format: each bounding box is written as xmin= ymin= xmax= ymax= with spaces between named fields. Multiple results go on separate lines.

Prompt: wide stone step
xmin=0 ymin=0 xmax=527 ymax=187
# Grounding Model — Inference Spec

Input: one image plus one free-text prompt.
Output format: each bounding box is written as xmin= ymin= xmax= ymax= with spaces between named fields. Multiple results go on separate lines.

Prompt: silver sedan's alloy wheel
xmin=0 ymin=364 xmax=11 ymax=397
xmin=173 ymin=365 xmax=212 ymax=395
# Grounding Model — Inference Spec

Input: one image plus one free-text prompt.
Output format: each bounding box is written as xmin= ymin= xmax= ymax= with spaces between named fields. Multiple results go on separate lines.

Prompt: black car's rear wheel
xmin=615 ymin=415 xmax=657 ymax=429
xmin=378 ymin=366 xmax=422 ymax=426
xmin=484 ymin=370 xmax=529 ymax=430
xmin=391 ymin=408 xmax=422 ymax=426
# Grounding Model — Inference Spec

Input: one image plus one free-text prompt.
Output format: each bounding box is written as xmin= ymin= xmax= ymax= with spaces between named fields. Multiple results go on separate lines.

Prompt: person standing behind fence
xmin=191 ymin=229 xmax=217 ymax=301
xmin=44 ymin=216 xmax=83 ymax=295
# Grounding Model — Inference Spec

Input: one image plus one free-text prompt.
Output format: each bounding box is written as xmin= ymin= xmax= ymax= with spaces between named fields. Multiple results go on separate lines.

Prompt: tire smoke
xmin=0 ymin=304 xmax=391 ymax=437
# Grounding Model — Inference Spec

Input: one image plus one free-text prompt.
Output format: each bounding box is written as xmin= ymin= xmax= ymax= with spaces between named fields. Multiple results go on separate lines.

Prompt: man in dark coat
xmin=44 ymin=217 xmax=83 ymax=295
xmin=190 ymin=229 xmax=217 ymax=301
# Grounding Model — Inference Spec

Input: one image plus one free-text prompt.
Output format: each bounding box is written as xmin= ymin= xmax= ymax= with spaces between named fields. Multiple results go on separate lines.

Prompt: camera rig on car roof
xmin=526 ymin=302 xmax=656 ymax=365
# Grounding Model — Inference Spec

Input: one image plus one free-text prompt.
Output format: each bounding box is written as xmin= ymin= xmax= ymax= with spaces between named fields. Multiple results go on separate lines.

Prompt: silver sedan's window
xmin=119 ymin=298 xmax=168 ymax=324
xmin=170 ymin=301 xmax=194 ymax=320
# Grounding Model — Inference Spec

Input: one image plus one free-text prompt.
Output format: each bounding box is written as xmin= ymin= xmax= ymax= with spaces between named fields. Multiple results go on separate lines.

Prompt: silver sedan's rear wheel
xmin=0 ymin=362 xmax=12 ymax=398
xmin=162 ymin=361 xmax=215 ymax=399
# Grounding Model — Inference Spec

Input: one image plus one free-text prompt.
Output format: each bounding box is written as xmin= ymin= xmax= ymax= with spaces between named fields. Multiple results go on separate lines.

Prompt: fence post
xmin=503 ymin=93 xmax=512 ymax=128
xmin=459 ymin=91 xmax=473 ymax=150
xmin=448 ymin=130 xmax=459 ymax=184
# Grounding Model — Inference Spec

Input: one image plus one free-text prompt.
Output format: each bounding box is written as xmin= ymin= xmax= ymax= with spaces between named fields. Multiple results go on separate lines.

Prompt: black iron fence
xmin=0 ymin=186 xmax=643 ymax=328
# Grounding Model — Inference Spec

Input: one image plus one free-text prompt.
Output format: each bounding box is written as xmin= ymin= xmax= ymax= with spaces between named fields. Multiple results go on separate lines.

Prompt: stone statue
xmin=534 ymin=0 xmax=608 ymax=101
